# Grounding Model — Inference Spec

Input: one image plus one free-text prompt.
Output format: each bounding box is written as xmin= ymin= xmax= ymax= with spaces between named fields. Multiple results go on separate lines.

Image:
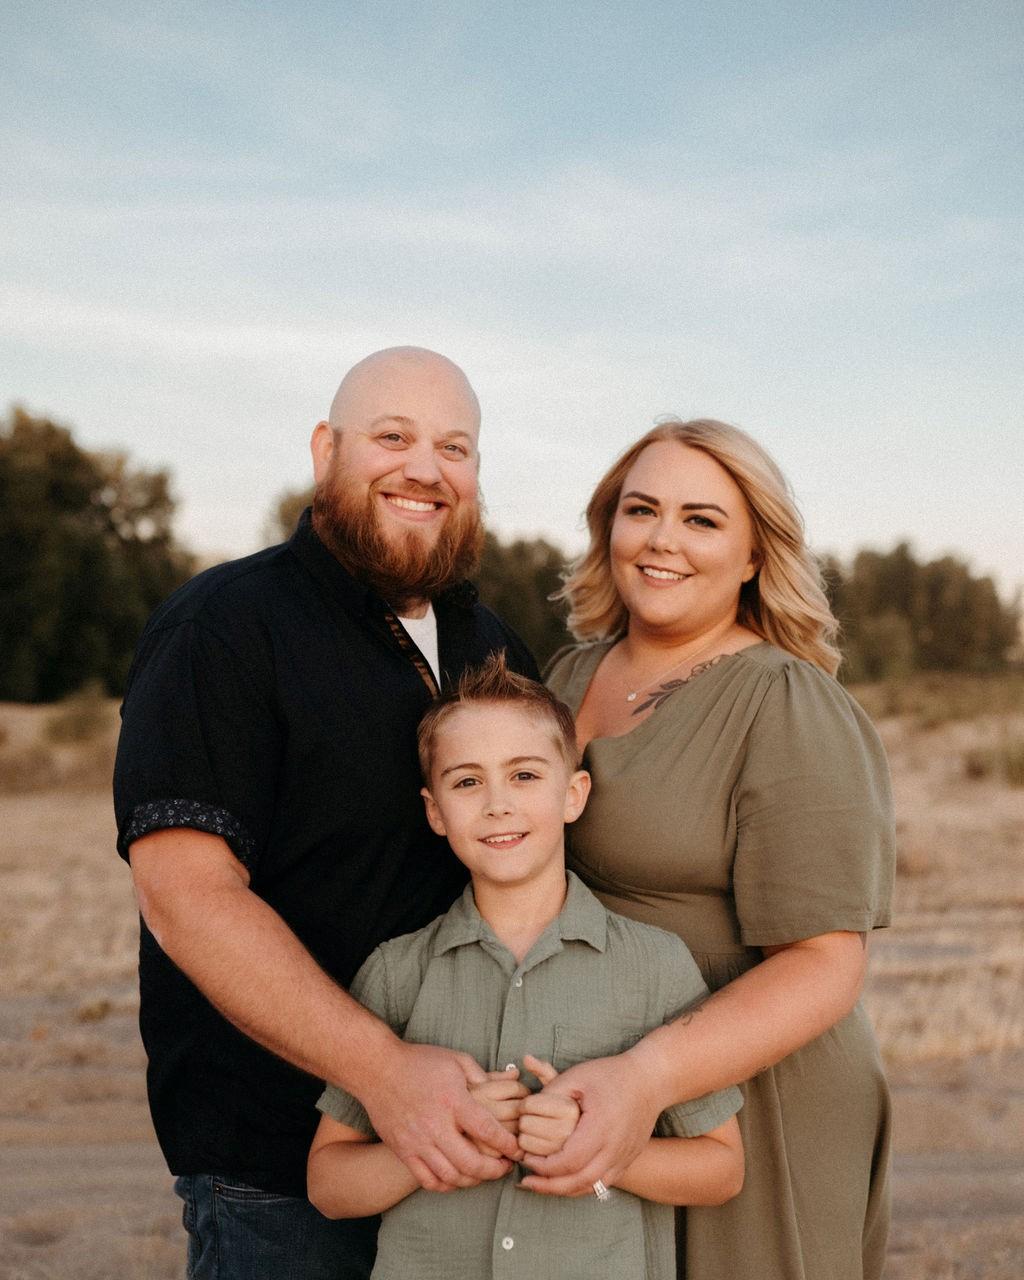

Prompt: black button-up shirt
xmin=113 ymin=509 xmax=537 ymax=1194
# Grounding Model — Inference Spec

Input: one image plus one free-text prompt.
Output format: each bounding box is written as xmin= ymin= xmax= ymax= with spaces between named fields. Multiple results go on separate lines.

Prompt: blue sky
xmin=2 ymin=0 xmax=1021 ymax=596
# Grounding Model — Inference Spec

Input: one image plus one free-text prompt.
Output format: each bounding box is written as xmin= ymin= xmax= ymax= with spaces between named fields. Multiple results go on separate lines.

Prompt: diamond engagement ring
xmin=592 ymin=1179 xmax=612 ymax=1202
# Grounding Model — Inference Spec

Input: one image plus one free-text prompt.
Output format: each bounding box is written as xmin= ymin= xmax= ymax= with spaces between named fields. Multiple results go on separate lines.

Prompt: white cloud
xmin=7 ymin=152 xmax=1019 ymax=318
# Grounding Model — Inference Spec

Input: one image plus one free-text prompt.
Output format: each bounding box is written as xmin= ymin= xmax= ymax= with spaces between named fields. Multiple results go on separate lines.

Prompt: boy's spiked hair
xmin=417 ymin=651 xmax=581 ymax=780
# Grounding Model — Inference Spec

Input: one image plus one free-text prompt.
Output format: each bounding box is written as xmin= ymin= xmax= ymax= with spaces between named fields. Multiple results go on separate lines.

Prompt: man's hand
xmin=519 ymin=1051 xmax=662 ymax=1197
xmin=468 ymin=1068 xmax=529 ymax=1159
xmin=360 ymin=1040 xmax=521 ymax=1192
xmin=517 ymin=1056 xmax=580 ymax=1158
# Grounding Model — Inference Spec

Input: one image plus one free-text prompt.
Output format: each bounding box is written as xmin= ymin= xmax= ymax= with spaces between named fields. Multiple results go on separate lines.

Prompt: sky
xmin=2 ymin=0 xmax=1021 ymax=598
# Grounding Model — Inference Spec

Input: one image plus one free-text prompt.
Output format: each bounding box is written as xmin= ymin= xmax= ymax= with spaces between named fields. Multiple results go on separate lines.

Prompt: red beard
xmin=312 ymin=465 xmax=483 ymax=612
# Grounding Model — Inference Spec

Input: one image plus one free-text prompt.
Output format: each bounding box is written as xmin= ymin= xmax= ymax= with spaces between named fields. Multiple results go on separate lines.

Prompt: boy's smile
xmin=421 ymin=703 xmax=589 ymax=894
xmin=480 ymin=832 xmax=526 ymax=848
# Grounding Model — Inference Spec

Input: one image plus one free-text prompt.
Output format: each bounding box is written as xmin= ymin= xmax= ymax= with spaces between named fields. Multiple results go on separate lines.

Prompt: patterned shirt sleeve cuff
xmin=118 ymin=799 xmax=257 ymax=869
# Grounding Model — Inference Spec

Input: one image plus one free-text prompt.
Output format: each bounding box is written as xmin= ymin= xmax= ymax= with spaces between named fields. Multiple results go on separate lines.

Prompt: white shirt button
xmin=504 ymin=1062 xmax=516 ymax=1072
xmin=513 ymin=976 xmax=523 ymax=988
xmin=502 ymin=1236 xmax=514 ymax=1250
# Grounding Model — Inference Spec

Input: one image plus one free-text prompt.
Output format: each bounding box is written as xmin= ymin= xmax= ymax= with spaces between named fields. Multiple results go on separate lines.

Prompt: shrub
xmin=0 ymin=741 xmax=61 ymax=792
xmin=44 ymin=681 xmax=112 ymax=743
xmin=852 ymin=672 xmax=1024 ymax=728
xmin=963 ymin=738 xmax=1024 ymax=787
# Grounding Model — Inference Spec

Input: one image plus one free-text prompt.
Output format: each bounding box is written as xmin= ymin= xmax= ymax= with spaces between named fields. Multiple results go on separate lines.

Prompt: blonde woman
xmin=539 ymin=420 xmax=894 ymax=1280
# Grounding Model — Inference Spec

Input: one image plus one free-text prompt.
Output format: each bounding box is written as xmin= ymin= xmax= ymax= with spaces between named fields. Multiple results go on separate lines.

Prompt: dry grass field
xmin=0 ymin=678 xmax=1021 ymax=1279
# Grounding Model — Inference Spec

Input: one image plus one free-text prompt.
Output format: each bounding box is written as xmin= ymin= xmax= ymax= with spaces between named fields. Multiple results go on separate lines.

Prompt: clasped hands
xmin=469 ymin=1054 xmax=581 ymax=1163
xmin=363 ymin=1038 xmax=659 ymax=1198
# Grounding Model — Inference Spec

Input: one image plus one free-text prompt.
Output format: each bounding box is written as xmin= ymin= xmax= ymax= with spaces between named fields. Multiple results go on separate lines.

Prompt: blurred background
xmin=1 ymin=2 xmax=1021 ymax=1277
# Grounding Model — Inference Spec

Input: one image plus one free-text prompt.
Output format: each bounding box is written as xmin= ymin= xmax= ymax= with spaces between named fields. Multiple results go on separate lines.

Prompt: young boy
xmin=308 ymin=655 xmax=743 ymax=1279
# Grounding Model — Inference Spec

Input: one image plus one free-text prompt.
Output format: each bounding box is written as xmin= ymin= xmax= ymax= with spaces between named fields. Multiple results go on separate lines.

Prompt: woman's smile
xmin=636 ymin=563 xmax=692 ymax=584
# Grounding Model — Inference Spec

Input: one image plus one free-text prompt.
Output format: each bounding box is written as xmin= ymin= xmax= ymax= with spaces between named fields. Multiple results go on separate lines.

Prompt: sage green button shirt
xmin=318 ymin=871 xmax=742 ymax=1280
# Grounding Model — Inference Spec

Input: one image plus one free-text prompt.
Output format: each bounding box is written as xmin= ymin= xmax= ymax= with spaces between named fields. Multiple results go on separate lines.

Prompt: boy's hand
xmin=517 ymin=1055 xmax=581 ymax=1157
xmin=468 ymin=1069 xmax=529 ymax=1159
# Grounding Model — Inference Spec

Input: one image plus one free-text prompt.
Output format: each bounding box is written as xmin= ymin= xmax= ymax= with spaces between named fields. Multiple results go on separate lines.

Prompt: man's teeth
xmin=388 ymin=496 xmax=438 ymax=512
xmin=641 ymin=566 xmax=685 ymax=581
xmin=484 ymin=833 xmax=524 ymax=845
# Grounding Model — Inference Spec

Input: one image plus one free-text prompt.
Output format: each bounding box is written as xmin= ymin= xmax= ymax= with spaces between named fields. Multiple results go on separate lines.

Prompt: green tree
xmin=827 ymin=542 xmax=1018 ymax=677
xmin=476 ymin=532 xmax=571 ymax=670
xmin=843 ymin=612 xmax=915 ymax=682
xmin=0 ymin=407 xmax=193 ymax=701
xmin=263 ymin=485 xmax=313 ymax=545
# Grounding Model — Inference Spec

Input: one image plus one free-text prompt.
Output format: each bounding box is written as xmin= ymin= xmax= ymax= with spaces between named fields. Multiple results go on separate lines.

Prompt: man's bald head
xmin=327 ymin=346 xmax=480 ymax=436
xmin=309 ymin=345 xmax=484 ymax=612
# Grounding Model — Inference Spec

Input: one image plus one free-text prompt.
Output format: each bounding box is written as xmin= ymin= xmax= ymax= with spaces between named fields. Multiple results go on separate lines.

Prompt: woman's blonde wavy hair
xmin=556 ymin=419 xmax=842 ymax=675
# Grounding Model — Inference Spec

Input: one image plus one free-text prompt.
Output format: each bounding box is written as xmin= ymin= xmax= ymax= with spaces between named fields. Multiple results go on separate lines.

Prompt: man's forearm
xmin=131 ymin=829 xmax=395 ymax=1094
xmin=131 ymin=828 xmax=519 ymax=1182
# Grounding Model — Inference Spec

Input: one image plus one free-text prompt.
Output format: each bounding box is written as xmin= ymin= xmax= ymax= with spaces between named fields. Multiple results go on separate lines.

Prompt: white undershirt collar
xmin=396 ymin=603 xmax=440 ymax=682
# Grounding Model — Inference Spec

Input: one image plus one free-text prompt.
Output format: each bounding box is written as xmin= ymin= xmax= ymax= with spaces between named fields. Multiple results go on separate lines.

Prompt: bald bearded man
xmin=114 ymin=349 xmax=536 ymax=1279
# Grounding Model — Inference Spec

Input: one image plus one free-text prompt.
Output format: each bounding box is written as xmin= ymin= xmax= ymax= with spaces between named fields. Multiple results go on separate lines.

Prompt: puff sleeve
xmin=733 ymin=659 xmax=895 ymax=947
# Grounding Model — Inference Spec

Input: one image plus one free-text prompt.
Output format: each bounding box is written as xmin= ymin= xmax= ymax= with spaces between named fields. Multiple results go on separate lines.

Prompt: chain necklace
xmin=622 ymin=637 xmax=725 ymax=703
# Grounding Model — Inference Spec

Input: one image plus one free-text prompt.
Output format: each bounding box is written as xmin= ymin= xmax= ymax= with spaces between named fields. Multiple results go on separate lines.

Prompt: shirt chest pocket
xmin=551 ymin=1022 xmax=646 ymax=1073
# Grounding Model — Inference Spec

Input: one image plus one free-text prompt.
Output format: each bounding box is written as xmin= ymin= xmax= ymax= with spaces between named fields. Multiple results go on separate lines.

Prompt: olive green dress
xmin=547 ymin=641 xmax=895 ymax=1280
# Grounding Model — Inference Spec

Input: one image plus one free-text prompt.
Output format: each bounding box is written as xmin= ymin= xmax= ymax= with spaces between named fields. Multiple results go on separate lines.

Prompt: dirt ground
xmin=0 ymin=696 xmax=1021 ymax=1279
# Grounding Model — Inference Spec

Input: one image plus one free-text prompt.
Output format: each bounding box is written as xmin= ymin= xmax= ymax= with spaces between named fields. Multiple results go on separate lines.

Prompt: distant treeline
xmin=1 ymin=409 xmax=193 ymax=702
xmin=824 ymin=547 xmax=1019 ymax=683
xmin=2 ymin=409 xmax=1019 ymax=701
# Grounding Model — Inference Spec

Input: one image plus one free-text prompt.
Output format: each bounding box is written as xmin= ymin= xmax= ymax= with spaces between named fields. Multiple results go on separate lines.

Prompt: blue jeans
xmin=173 ymin=1175 xmax=379 ymax=1280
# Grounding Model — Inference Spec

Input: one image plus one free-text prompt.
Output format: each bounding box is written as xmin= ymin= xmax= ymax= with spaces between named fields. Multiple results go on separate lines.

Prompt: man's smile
xmin=376 ymin=484 xmax=451 ymax=522
xmin=384 ymin=494 xmax=443 ymax=513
